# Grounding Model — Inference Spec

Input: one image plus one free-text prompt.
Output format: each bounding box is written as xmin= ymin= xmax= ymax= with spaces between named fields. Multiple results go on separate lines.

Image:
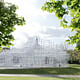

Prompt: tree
xmin=67 ymin=50 xmax=80 ymax=64
xmin=42 ymin=0 xmax=80 ymax=50
xmin=0 ymin=0 xmax=25 ymax=50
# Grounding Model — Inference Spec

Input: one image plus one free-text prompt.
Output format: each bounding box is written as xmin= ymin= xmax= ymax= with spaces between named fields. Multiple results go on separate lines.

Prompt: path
xmin=0 ymin=74 xmax=80 ymax=78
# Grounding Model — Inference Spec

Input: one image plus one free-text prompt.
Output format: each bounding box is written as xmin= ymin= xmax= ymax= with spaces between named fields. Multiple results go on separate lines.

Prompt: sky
xmin=4 ymin=0 xmax=75 ymax=48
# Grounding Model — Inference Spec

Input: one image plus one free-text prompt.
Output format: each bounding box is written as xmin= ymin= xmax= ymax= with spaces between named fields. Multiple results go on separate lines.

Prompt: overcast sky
xmin=4 ymin=0 xmax=75 ymax=48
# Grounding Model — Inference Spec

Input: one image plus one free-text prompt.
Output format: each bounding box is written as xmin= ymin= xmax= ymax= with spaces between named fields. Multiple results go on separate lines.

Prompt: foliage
xmin=0 ymin=0 xmax=25 ymax=50
xmin=76 ymin=40 xmax=80 ymax=50
xmin=42 ymin=0 xmax=80 ymax=50
xmin=67 ymin=50 xmax=80 ymax=63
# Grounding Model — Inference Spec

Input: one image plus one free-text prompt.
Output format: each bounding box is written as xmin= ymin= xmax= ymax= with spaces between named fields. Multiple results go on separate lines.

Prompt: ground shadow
xmin=0 ymin=67 xmax=80 ymax=75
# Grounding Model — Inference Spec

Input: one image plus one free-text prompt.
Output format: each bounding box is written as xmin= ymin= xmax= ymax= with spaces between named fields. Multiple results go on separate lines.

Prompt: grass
xmin=0 ymin=77 xmax=80 ymax=80
xmin=0 ymin=64 xmax=80 ymax=75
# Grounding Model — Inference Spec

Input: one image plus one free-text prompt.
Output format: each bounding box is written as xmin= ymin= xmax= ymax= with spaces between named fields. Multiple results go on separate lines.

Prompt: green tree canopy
xmin=42 ymin=0 xmax=80 ymax=50
xmin=0 ymin=0 xmax=25 ymax=50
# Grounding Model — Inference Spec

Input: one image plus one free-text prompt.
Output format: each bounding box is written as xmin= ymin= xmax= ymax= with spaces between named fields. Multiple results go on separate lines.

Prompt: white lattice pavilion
xmin=0 ymin=37 xmax=69 ymax=69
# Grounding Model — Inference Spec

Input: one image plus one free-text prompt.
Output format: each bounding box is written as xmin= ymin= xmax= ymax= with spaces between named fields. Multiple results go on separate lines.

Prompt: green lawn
xmin=0 ymin=64 xmax=80 ymax=75
xmin=0 ymin=77 xmax=80 ymax=80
